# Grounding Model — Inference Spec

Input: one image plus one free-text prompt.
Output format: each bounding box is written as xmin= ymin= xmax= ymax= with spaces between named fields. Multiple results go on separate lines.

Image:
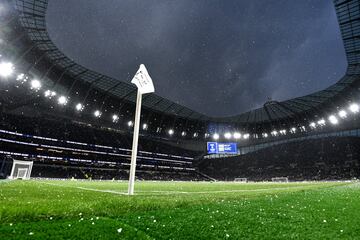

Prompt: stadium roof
xmin=4 ymin=0 xmax=360 ymax=125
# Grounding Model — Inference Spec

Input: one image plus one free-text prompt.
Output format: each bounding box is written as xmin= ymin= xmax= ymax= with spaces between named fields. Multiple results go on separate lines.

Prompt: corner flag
xmin=131 ymin=64 xmax=155 ymax=94
xmin=128 ymin=64 xmax=155 ymax=195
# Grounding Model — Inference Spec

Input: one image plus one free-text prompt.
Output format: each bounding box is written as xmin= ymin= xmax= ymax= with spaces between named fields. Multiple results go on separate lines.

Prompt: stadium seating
xmin=198 ymin=137 xmax=360 ymax=181
xmin=0 ymin=113 xmax=206 ymax=181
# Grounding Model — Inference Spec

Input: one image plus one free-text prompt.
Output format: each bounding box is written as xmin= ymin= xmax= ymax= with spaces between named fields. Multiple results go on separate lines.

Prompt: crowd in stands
xmin=30 ymin=163 xmax=207 ymax=181
xmin=2 ymin=113 xmax=360 ymax=182
xmin=0 ymin=113 xmax=203 ymax=181
xmin=0 ymin=113 xmax=198 ymax=157
xmin=0 ymin=156 xmax=207 ymax=181
xmin=198 ymin=137 xmax=360 ymax=181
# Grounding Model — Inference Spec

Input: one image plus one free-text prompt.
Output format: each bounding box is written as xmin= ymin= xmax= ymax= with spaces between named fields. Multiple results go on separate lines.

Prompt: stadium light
xmin=290 ymin=127 xmax=296 ymax=134
xmin=300 ymin=126 xmax=306 ymax=132
xmin=271 ymin=130 xmax=278 ymax=136
xmin=30 ymin=79 xmax=41 ymax=90
xmin=181 ymin=131 xmax=186 ymax=136
xmin=243 ymin=133 xmax=250 ymax=139
xmin=280 ymin=129 xmax=287 ymax=135
xmin=204 ymin=133 xmax=210 ymax=138
xmin=309 ymin=122 xmax=316 ymax=129
xmin=0 ymin=61 xmax=14 ymax=78
xmin=193 ymin=132 xmax=198 ymax=138
xmin=213 ymin=133 xmax=219 ymax=140
xmin=112 ymin=114 xmax=119 ymax=122
xmin=338 ymin=110 xmax=347 ymax=119
xmin=57 ymin=96 xmax=68 ymax=105
xmin=233 ymin=132 xmax=241 ymax=139
xmin=142 ymin=123 xmax=148 ymax=130
xmin=94 ymin=110 xmax=101 ymax=118
xmin=262 ymin=133 xmax=268 ymax=138
xmin=224 ymin=132 xmax=232 ymax=139
xmin=349 ymin=103 xmax=359 ymax=113
xmin=16 ymin=73 xmax=26 ymax=82
xmin=168 ymin=129 xmax=174 ymax=136
xmin=127 ymin=121 xmax=133 ymax=127
xmin=75 ymin=103 xmax=84 ymax=111
xmin=44 ymin=90 xmax=50 ymax=97
xmin=317 ymin=119 xmax=326 ymax=126
xmin=44 ymin=90 xmax=56 ymax=98
xmin=328 ymin=115 xmax=338 ymax=125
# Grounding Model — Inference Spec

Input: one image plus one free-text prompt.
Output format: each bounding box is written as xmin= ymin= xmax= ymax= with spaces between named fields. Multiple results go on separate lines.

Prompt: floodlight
xmin=262 ymin=133 xmax=268 ymax=138
xmin=224 ymin=132 xmax=232 ymax=139
xmin=243 ymin=133 xmax=250 ymax=139
xmin=168 ymin=129 xmax=174 ymax=135
xmin=290 ymin=127 xmax=296 ymax=134
xmin=181 ymin=131 xmax=186 ymax=136
xmin=0 ymin=61 xmax=14 ymax=77
xmin=280 ymin=129 xmax=287 ymax=135
xmin=16 ymin=73 xmax=25 ymax=81
xmin=94 ymin=110 xmax=101 ymax=118
xmin=112 ymin=114 xmax=119 ymax=122
xmin=204 ymin=133 xmax=210 ymax=138
xmin=271 ymin=130 xmax=278 ymax=136
xmin=127 ymin=121 xmax=133 ymax=127
xmin=142 ymin=123 xmax=148 ymax=130
xmin=57 ymin=96 xmax=68 ymax=105
xmin=75 ymin=103 xmax=84 ymax=111
xmin=349 ymin=103 xmax=359 ymax=113
xmin=338 ymin=110 xmax=347 ymax=119
xmin=309 ymin=122 xmax=316 ymax=128
xmin=193 ymin=132 xmax=199 ymax=138
xmin=44 ymin=90 xmax=51 ymax=97
xmin=213 ymin=133 xmax=219 ymax=140
xmin=317 ymin=119 xmax=326 ymax=126
xmin=44 ymin=90 xmax=56 ymax=97
xmin=233 ymin=132 xmax=241 ymax=139
xmin=30 ymin=79 xmax=41 ymax=90
xmin=328 ymin=115 xmax=338 ymax=125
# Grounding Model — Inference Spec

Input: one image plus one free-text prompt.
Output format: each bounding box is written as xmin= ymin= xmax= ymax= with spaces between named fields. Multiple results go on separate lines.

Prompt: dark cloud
xmin=46 ymin=0 xmax=347 ymax=117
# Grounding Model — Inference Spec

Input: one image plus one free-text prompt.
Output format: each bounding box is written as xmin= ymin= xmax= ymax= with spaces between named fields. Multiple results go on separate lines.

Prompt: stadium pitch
xmin=0 ymin=180 xmax=359 ymax=239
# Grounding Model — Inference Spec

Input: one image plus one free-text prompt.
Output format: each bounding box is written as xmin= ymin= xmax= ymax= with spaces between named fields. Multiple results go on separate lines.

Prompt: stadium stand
xmin=198 ymin=137 xmax=360 ymax=181
xmin=0 ymin=112 xmax=207 ymax=181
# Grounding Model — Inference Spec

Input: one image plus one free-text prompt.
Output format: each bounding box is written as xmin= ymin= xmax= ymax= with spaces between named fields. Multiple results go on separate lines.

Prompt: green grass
xmin=1 ymin=180 xmax=359 ymax=239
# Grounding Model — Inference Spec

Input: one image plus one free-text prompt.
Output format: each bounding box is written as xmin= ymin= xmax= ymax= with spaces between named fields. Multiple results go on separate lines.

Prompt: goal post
xmin=271 ymin=177 xmax=289 ymax=183
xmin=234 ymin=178 xmax=248 ymax=182
xmin=9 ymin=160 xmax=33 ymax=180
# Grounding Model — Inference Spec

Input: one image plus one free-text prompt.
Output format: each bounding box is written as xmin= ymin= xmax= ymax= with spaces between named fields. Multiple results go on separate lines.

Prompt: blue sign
xmin=207 ymin=142 xmax=237 ymax=154
xmin=207 ymin=142 xmax=218 ymax=154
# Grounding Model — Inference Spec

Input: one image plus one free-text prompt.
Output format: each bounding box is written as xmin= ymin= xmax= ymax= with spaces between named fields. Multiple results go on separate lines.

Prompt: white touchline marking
xmin=39 ymin=181 xmax=129 ymax=195
xmin=37 ymin=181 xmax=327 ymax=196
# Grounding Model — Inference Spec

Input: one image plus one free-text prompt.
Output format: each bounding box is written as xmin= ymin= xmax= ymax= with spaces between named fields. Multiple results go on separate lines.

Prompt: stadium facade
xmin=0 ymin=0 xmax=360 ymax=181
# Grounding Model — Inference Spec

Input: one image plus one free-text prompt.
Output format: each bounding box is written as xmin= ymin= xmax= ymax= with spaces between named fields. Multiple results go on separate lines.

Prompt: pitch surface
xmin=0 ymin=180 xmax=359 ymax=239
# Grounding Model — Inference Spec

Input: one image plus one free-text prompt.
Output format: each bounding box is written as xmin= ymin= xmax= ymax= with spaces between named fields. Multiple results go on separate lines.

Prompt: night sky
xmin=46 ymin=0 xmax=347 ymax=117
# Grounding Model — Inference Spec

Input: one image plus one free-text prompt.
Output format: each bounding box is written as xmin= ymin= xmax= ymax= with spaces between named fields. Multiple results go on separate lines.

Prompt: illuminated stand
xmin=128 ymin=64 xmax=155 ymax=195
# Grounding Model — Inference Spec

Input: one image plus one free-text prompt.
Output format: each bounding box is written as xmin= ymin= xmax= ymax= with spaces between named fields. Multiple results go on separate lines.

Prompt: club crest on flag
xmin=131 ymin=64 xmax=155 ymax=94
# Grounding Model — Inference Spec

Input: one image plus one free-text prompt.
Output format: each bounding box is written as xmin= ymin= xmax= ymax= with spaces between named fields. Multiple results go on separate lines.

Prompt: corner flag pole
xmin=128 ymin=64 xmax=155 ymax=195
xmin=128 ymin=90 xmax=142 ymax=195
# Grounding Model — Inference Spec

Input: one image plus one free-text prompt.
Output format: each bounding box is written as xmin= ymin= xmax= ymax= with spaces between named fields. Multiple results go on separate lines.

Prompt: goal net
xmin=271 ymin=177 xmax=289 ymax=183
xmin=9 ymin=160 xmax=33 ymax=180
xmin=234 ymin=178 xmax=248 ymax=182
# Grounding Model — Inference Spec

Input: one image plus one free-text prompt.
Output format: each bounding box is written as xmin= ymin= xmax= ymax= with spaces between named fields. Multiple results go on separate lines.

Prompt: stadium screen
xmin=207 ymin=142 xmax=237 ymax=154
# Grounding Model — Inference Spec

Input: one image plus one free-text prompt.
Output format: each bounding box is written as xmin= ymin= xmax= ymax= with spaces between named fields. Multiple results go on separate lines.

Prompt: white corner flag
xmin=128 ymin=64 xmax=155 ymax=195
xmin=131 ymin=64 xmax=155 ymax=94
